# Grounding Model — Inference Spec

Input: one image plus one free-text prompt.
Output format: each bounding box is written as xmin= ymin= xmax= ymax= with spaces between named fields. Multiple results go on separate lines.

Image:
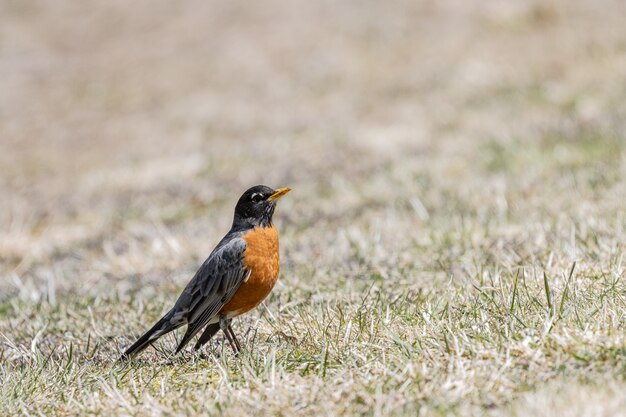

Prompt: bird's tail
xmin=121 ymin=312 xmax=183 ymax=359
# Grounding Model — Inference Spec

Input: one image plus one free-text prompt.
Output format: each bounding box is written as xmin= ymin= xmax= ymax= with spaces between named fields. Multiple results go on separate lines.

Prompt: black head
xmin=232 ymin=185 xmax=291 ymax=229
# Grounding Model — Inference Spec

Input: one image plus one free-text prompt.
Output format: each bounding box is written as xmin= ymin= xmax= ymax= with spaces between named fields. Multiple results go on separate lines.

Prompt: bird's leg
xmin=227 ymin=323 xmax=242 ymax=352
xmin=219 ymin=316 xmax=239 ymax=354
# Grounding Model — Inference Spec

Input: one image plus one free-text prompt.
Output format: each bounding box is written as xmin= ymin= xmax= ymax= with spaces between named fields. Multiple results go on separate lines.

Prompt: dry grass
xmin=1 ymin=0 xmax=625 ymax=415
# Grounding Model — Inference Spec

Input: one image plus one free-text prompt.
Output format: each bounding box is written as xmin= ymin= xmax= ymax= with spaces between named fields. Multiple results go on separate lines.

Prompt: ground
xmin=1 ymin=0 xmax=625 ymax=416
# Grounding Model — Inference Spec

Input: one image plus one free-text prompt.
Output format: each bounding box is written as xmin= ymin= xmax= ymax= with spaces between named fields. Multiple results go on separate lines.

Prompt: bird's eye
xmin=251 ymin=193 xmax=263 ymax=203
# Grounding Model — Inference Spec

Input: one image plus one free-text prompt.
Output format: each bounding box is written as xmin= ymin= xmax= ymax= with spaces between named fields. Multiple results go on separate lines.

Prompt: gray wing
xmin=121 ymin=235 xmax=248 ymax=359
xmin=171 ymin=236 xmax=250 ymax=352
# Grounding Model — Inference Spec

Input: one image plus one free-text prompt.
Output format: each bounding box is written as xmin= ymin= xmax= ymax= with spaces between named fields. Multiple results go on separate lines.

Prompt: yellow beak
xmin=267 ymin=187 xmax=291 ymax=201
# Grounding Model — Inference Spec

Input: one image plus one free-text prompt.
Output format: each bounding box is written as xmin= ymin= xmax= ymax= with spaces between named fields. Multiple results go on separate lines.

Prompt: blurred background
xmin=1 ymin=0 xmax=625 ymax=300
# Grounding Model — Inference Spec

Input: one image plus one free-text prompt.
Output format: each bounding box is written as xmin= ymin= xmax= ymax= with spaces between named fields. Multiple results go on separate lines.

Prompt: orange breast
xmin=220 ymin=225 xmax=280 ymax=316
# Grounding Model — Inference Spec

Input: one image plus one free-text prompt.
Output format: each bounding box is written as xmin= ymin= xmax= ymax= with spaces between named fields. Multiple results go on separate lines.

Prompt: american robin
xmin=121 ymin=185 xmax=291 ymax=358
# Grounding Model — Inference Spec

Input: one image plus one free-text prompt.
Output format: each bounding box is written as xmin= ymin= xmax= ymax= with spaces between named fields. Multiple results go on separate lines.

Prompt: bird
xmin=121 ymin=185 xmax=291 ymax=359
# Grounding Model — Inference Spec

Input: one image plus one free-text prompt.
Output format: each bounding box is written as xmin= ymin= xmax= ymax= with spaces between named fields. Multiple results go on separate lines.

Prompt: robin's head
xmin=232 ymin=185 xmax=291 ymax=228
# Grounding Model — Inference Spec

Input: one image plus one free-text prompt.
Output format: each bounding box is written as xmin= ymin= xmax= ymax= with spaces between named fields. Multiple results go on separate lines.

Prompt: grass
xmin=1 ymin=0 xmax=626 ymax=415
xmin=1 ymin=260 xmax=624 ymax=416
